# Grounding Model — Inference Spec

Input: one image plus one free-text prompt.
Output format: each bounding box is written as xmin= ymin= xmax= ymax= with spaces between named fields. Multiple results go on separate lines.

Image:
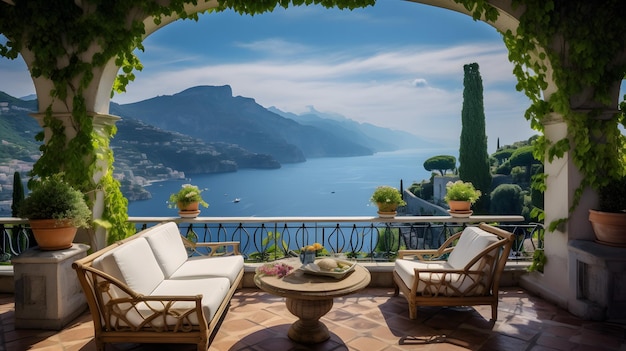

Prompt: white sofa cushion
xmin=447 ymin=226 xmax=498 ymax=270
xmin=110 ymin=238 xmax=164 ymax=295
xmin=143 ymin=222 xmax=189 ymax=278
xmin=169 ymin=255 xmax=244 ymax=284
xmin=111 ymin=277 xmax=231 ymax=328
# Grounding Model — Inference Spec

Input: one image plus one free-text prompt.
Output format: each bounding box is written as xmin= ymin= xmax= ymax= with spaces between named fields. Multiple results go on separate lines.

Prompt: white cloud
xmin=234 ymin=38 xmax=313 ymax=56
xmin=112 ymin=41 xmax=533 ymax=145
xmin=0 ymin=33 xmax=534 ymax=147
xmin=412 ymin=78 xmax=428 ymax=87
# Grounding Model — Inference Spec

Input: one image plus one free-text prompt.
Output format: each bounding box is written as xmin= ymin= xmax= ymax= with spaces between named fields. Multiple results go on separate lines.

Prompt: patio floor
xmin=1 ymin=287 xmax=625 ymax=351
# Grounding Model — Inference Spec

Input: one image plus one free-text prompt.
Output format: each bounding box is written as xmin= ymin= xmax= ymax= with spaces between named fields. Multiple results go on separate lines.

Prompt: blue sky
xmin=0 ymin=1 xmax=537 ymax=151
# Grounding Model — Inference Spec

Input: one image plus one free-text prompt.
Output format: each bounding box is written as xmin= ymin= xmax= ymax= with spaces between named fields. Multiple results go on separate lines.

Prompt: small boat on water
xmin=233 ymin=198 xmax=240 ymax=203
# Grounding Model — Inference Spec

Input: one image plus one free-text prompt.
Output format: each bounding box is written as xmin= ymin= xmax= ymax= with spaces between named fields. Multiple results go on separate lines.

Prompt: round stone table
xmin=254 ymin=259 xmax=371 ymax=344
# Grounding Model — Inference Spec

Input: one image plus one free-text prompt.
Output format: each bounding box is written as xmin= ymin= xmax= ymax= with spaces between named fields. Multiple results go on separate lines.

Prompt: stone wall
xmin=402 ymin=189 xmax=448 ymax=216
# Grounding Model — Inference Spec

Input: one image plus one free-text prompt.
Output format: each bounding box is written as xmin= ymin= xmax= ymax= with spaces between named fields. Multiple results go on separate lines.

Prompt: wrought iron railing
xmin=1 ymin=215 xmax=543 ymax=264
xmin=1 ymin=219 xmax=31 ymax=262
xmin=128 ymin=215 xmax=539 ymax=262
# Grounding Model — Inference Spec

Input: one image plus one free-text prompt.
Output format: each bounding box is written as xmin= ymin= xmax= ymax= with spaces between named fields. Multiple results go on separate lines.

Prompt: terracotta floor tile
xmin=1 ymin=288 xmax=625 ymax=351
xmin=536 ymin=333 xmax=579 ymax=351
xmin=348 ymin=335 xmax=391 ymax=351
xmin=479 ymin=333 xmax=529 ymax=351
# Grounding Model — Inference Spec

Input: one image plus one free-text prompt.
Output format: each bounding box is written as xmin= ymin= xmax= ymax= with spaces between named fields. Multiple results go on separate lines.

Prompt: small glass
xmin=300 ymin=250 xmax=316 ymax=265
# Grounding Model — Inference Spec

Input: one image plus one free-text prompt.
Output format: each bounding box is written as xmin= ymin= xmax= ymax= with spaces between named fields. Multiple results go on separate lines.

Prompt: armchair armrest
xmin=398 ymin=248 xmax=453 ymax=260
xmin=181 ymin=237 xmax=241 ymax=256
xmin=398 ymin=231 xmax=462 ymax=260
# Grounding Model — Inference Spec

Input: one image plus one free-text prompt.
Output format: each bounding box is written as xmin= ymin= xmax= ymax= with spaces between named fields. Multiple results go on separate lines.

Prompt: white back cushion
xmin=92 ymin=247 xmax=127 ymax=303
xmin=110 ymin=238 xmax=164 ymax=295
xmin=447 ymin=227 xmax=498 ymax=270
xmin=143 ymin=222 xmax=188 ymax=278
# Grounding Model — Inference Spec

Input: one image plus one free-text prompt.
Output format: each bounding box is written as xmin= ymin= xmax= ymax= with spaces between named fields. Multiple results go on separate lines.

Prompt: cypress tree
xmin=11 ymin=171 xmax=24 ymax=217
xmin=459 ymin=63 xmax=492 ymax=213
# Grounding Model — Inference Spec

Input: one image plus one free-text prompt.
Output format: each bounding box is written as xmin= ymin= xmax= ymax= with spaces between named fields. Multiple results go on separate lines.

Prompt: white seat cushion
xmin=169 ymin=255 xmax=244 ymax=285
xmin=395 ymin=259 xmax=449 ymax=289
xmin=142 ymin=222 xmax=189 ymax=278
xmin=394 ymin=259 xmax=485 ymax=296
xmin=108 ymin=277 xmax=231 ymax=328
xmin=447 ymin=227 xmax=498 ymax=270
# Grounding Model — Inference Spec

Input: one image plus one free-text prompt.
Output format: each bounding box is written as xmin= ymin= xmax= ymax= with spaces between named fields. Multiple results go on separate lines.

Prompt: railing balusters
xmin=1 ymin=216 xmax=540 ymax=263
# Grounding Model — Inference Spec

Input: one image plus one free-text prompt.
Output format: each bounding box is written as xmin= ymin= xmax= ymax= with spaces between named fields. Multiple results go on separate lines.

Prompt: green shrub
xmin=18 ymin=174 xmax=92 ymax=228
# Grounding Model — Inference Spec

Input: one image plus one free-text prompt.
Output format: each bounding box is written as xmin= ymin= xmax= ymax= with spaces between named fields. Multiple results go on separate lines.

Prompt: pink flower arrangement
xmin=255 ymin=262 xmax=294 ymax=278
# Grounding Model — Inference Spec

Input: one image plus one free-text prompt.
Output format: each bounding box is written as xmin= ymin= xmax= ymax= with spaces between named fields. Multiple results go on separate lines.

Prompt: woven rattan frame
xmin=73 ymin=224 xmax=243 ymax=351
xmin=393 ymin=223 xmax=513 ymax=320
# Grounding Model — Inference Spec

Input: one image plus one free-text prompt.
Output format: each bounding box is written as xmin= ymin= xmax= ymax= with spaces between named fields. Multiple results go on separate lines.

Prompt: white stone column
xmin=520 ymin=113 xmax=598 ymax=310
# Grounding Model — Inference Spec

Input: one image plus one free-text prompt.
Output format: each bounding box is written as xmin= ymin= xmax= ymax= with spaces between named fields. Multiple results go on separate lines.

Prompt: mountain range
xmin=0 ymin=85 xmax=431 ymax=201
xmin=110 ymin=85 xmax=425 ymax=164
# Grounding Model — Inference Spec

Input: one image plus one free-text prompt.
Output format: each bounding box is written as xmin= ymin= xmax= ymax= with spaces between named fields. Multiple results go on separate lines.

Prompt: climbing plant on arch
xmin=0 ymin=0 xmax=625 ymax=244
xmin=445 ymin=0 xmax=626 ymax=230
xmin=0 ymin=0 xmax=376 ymax=245
xmin=502 ymin=0 xmax=626 ymax=230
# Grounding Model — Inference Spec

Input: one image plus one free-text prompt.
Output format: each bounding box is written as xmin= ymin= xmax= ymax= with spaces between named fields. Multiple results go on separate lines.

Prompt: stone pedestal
xmin=568 ymin=240 xmax=626 ymax=322
xmin=12 ymin=243 xmax=89 ymax=330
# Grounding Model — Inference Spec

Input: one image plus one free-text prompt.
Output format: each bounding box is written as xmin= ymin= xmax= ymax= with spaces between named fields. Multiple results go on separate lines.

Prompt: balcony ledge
xmin=242 ymin=260 xmax=531 ymax=289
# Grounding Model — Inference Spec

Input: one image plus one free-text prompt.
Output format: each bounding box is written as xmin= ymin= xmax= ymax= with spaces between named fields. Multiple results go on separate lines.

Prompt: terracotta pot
xmin=177 ymin=201 xmax=200 ymax=211
xmin=448 ymin=200 xmax=471 ymax=212
xmin=29 ymin=219 xmax=77 ymax=251
xmin=377 ymin=211 xmax=397 ymax=218
xmin=376 ymin=202 xmax=398 ymax=213
xmin=588 ymin=209 xmax=626 ymax=247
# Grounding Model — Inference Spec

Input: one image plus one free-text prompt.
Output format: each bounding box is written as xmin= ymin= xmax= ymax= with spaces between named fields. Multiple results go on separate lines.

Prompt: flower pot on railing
xmin=178 ymin=201 xmax=201 ymax=218
xmin=169 ymin=184 xmax=208 ymax=218
xmin=447 ymin=200 xmax=471 ymax=212
xmin=376 ymin=202 xmax=398 ymax=218
xmin=370 ymin=186 xmax=405 ymax=218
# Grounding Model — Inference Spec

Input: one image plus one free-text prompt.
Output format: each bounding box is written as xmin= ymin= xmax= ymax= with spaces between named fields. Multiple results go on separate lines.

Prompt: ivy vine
xmin=454 ymin=0 xmax=626 ymax=231
xmin=0 ymin=0 xmax=374 ymax=245
xmin=1 ymin=0 xmax=624 ymax=243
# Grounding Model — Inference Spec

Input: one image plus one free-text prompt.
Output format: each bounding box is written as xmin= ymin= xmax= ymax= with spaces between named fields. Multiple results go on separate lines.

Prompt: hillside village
xmin=0 ymin=99 xmax=187 ymax=214
xmin=0 ymin=87 xmax=425 ymax=215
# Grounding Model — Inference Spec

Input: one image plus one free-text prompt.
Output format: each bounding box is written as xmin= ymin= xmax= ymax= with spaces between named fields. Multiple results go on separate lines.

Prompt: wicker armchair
xmin=393 ymin=223 xmax=513 ymax=320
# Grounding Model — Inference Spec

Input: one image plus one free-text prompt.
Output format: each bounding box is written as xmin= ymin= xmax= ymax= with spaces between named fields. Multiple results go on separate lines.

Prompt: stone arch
xmin=15 ymin=0 xmax=606 ymax=317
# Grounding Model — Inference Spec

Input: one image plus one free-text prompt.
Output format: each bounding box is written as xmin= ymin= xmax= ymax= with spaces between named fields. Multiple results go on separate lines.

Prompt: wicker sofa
xmin=393 ymin=223 xmax=513 ymax=320
xmin=72 ymin=221 xmax=244 ymax=351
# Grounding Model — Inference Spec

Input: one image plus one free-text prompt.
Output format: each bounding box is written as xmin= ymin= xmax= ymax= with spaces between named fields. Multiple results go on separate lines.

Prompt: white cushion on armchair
xmin=394 ymin=226 xmax=499 ymax=296
xmin=447 ymin=226 xmax=498 ymax=269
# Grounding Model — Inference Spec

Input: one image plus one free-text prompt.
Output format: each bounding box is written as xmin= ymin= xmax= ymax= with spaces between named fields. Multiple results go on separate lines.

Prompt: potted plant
xmin=168 ymin=184 xmax=209 ymax=217
xmin=588 ymin=176 xmax=626 ymax=247
xmin=370 ymin=186 xmax=406 ymax=217
xmin=443 ymin=180 xmax=481 ymax=213
xmin=17 ymin=173 xmax=92 ymax=250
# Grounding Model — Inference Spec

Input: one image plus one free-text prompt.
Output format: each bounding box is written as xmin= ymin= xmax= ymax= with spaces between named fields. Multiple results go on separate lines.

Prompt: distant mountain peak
xmin=177 ymin=85 xmax=233 ymax=98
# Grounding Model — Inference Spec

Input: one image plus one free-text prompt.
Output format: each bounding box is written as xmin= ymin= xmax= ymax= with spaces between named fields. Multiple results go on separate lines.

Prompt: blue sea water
xmin=127 ymin=148 xmax=456 ymax=217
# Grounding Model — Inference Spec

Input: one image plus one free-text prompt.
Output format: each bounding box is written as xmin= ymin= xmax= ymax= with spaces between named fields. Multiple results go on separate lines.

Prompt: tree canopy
xmin=423 ymin=155 xmax=456 ymax=176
